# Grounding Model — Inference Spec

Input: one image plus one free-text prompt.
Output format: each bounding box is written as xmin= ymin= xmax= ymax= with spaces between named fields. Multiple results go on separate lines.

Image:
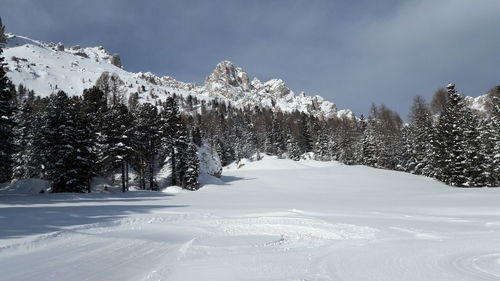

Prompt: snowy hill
xmin=3 ymin=33 xmax=352 ymax=119
xmin=1 ymin=157 xmax=499 ymax=280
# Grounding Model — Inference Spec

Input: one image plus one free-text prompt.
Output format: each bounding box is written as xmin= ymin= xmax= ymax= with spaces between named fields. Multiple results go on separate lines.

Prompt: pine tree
xmin=286 ymin=134 xmax=301 ymax=161
xmin=133 ymin=103 xmax=160 ymax=190
xmin=67 ymin=96 xmax=96 ymax=192
xmin=0 ymin=38 xmax=15 ymax=182
xmin=269 ymin=113 xmax=286 ymax=157
xmin=183 ymin=142 xmax=200 ymax=190
xmin=462 ymin=109 xmax=485 ymax=186
xmin=43 ymin=92 xmax=93 ymax=192
xmin=486 ymin=86 xmax=500 ymax=185
xmin=405 ymin=96 xmax=433 ymax=175
xmin=335 ymin=117 xmax=359 ymax=165
xmin=477 ymin=118 xmax=497 ymax=186
xmin=99 ymin=103 xmax=133 ymax=191
xmin=361 ymin=119 xmax=378 ymax=167
xmin=314 ymin=132 xmax=332 ymax=161
xmin=432 ymin=83 xmax=469 ymax=186
xmin=160 ymin=97 xmax=186 ymax=186
xmin=12 ymin=96 xmax=41 ymax=179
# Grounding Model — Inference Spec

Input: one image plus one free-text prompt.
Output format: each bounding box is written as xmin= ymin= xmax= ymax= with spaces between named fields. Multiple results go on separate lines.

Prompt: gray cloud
xmin=2 ymin=0 xmax=500 ymax=117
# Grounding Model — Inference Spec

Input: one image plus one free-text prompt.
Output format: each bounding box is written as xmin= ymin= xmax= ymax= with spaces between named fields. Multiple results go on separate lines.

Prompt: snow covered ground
xmin=1 ymin=157 xmax=500 ymax=281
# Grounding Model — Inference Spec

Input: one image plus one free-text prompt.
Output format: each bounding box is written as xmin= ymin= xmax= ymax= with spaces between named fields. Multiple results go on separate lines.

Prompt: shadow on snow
xmin=0 ymin=191 xmax=187 ymax=240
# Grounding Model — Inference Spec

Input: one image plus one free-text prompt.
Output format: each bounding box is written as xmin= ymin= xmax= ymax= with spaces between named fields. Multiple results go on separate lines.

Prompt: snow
xmin=1 ymin=157 xmax=500 ymax=280
xmin=3 ymin=33 xmax=353 ymax=119
xmin=0 ymin=179 xmax=49 ymax=194
xmin=3 ymin=34 xmax=192 ymax=102
xmin=197 ymin=141 xmax=222 ymax=179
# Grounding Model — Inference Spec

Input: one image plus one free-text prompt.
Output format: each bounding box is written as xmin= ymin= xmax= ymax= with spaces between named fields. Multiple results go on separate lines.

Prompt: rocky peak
xmin=262 ymin=79 xmax=291 ymax=98
xmin=205 ymin=60 xmax=251 ymax=90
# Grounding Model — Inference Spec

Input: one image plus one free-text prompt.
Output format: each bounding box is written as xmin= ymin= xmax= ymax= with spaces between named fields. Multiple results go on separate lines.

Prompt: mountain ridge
xmin=3 ymin=33 xmax=353 ymax=119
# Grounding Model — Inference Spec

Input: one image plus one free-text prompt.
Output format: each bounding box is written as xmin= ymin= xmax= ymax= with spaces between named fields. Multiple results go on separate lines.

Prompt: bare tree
xmin=95 ymin=72 xmax=125 ymax=106
xmin=431 ymin=87 xmax=448 ymax=115
xmin=0 ymin=17 xmax=8 ymax=45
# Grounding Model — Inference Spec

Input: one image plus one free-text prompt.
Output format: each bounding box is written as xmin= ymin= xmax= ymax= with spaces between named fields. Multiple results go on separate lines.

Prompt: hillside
xmin=1 ymin=157 xmax=499 ymax=280
xmin=3 ymin=33 xmax=352 ymax=119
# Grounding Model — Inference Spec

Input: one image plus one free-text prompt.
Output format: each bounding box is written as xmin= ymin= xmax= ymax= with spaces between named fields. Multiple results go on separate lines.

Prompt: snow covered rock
xmin=205 ymin=60 xmax=251 ymax=90
xmin=198 ymin=142 xmax=222 ymax=178
xmin=109 ymin=54 xmax=122 ymax=68
xmin=200 ymin=61 xmax=349 ymax=119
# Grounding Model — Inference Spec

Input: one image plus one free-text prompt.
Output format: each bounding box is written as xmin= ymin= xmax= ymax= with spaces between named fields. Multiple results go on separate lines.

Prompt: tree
xmin=314 ymin=131 xmax=334 ymax=161
xmin=12 ymin=96 xmax=41 ymax=179
xmin=268 ymin=113 xmax=286 ymax=157
xmin=69 ymin=96 xmax=97 ymax=192
xmin=0 ymin=17 xmax=7 ymax=45
xmin=432 ymin=84 xmax=469 ymax=186
xmin=431 ymin=87 xmax=448 ymax=115
xmin=183 ymin=142 xmax=200 ymax=190
xmin=43 ymin=92 xmax=93 ymax=192
xmin=286 ymin=134 xmax=301 ymax=161
xmin=95 ymin=72 xmax=125 ymax=106
xmin=367 ymin=104 xmax=403 ymax=170
xmin=405 ymin=96 xmax=433 ymax=175
xmin=132 ymin=103 xmax=160 ymax=190
xmin=98 ymin=104 xmax=133 ymax=192
xmin=484 ymin=86 xmax=500 ymax=185
xmin=361 ymin=118 xmax=378 ymax=167
xmin=0 ymin=34 xmax=15 ymax=182
xmin=334 ymin=116 xmax=360 ymax=165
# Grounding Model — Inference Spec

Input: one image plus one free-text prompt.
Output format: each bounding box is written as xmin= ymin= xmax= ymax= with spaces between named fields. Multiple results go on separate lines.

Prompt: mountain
xmin=464 ymin=94 xmax=489 ymax=113
xmin=2 ymin=33 xmax=352 ymax=119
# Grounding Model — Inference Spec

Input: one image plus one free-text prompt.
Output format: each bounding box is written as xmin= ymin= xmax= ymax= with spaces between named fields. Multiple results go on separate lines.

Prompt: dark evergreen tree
xmin=183 ymin=142 xmax=200 ymax=190
xmin=12 ymin=96 xmax=41 ymax=179
xmin=0 ymin=39 xmax=15 ymax=182
xmin=405 ymin=96 xmax=433 ymax=175
xmin=160 ymin=97 xmax=185 ymax=186
xmin=432 ymin=84 xmax=469 ymax=186
xmin=461 ymin=109 xmax=485 ymax=186
xmin=69 ymin=96 xmax=97 ymax=192
xmin=269 ymin=113 xmax=286 ymax=157
xmin=43 ymin=92 xmax=93 ymax=192
xmin=361 ymin=119 xmax=378 ymax=167
xmin=286 ymin=134 xmax=301 ymax=161
xmin=98 ymin=103 xmax=133 ymax=192
xmin=486 ymin=86 xmax=500 ymax=185
xmin=314 ymin=132 xmax=333 ymax=161
xmin=133 ymin=103 xmax=160 ymax=190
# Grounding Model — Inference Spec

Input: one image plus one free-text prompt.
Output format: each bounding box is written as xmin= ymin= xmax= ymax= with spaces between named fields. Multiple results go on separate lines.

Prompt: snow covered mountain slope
xmin=3 ymin=34 xmax=193 ymax=102
xmin=1 ymin=157 xmax=499 ymax=281
xmin=3 ymin=33 xmax=352 ymax=118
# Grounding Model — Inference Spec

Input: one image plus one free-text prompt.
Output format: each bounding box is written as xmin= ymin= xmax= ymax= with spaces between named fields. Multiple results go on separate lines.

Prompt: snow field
xmin=1 ymin=157 xmax=500 ymax=280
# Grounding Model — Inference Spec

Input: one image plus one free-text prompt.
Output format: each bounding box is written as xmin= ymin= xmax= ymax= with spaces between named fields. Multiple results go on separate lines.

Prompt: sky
xmin=2 ymin=0 xmax=500 ymax=117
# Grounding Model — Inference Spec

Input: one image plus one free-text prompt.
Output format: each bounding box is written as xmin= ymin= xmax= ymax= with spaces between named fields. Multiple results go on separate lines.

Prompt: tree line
xmin=1 ymin=42 xmax=500 ymax=191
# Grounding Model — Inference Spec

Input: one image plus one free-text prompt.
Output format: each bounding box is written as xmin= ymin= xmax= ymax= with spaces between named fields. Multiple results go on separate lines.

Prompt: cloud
xmin=331 ymin=0 xmax=500 ymax=115
xmin=2 ymin=0 xmax=500 ymax=118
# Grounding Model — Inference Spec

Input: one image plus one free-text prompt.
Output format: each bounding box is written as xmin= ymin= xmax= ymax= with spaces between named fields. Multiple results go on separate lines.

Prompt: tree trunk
xmin=149 ymin=155 xmax=154 ymax=190
xmin=121 ymin=159 xmax=126 ymax=192
xmin=171 ymin=145 xmax=176 ymax=186
xmin=125 ymin=162 xmax=129 ymax=191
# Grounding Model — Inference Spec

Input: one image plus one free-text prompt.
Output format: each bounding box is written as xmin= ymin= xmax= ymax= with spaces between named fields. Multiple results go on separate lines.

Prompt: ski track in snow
xmin=1 ymin=158 xmax=500 ymax=280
